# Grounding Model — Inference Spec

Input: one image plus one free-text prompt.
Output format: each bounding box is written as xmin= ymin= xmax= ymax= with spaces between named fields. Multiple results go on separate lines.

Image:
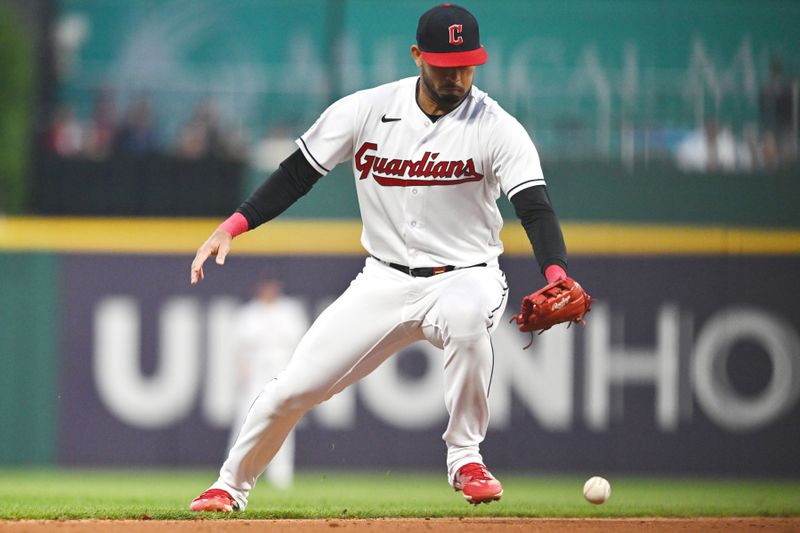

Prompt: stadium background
xmin=1 ymin=0 xmax=798 ymax=482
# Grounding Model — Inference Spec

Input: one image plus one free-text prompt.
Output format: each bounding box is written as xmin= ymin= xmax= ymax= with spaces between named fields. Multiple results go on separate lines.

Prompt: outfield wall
xmin=275 ymin=163 xmax=800 ymax=228
xmin=32 ymin=157 xmax=800 ymax=228
xmin=1 ymin=220 xmax=798 ymax=475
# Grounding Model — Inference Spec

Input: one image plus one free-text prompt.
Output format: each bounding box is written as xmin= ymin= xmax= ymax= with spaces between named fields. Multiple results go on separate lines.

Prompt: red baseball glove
xmin=510 ymin=277 xmax=592 ymax=346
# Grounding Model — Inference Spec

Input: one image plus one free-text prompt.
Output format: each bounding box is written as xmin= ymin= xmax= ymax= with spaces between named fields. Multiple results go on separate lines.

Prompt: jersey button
xmin=410 ymin=221 xmax=417 ymax=227
xmin=411 ymin=188 xmax=418 ymax=195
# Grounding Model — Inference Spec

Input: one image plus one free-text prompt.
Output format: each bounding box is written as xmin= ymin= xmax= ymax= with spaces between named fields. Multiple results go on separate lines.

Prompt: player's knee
xmin=271 ymin=380 xmax=328 ymax=414
xmin=438 ymin=293 xmax=489 ymax=341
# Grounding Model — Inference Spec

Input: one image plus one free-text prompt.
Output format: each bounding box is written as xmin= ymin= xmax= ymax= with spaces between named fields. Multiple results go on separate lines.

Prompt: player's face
xmin=411 ymin=45 xmax=475 ymax=110
xmin=420 ymin=62 xmax=475 ymax=107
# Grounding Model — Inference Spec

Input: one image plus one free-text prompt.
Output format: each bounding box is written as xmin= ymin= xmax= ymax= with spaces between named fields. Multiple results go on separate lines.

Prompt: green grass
xmin=0 ymin=469 xmax=798 ymax=520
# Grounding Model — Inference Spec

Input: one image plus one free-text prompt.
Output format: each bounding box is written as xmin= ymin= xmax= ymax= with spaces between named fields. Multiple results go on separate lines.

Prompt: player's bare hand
xmin=190 ymin=228 xmax=233 ymax=285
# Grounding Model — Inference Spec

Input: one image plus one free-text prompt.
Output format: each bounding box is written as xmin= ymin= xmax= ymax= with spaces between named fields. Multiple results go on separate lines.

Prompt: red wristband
xmin=218 ymin=212 xmax=249 ymax=238
xmin=544 ymin=264 xmax=567 ymax=283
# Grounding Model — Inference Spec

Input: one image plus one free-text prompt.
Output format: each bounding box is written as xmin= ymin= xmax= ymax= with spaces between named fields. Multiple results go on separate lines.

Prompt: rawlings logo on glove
xmin=510 ymin=276 xmax=592 ymax=348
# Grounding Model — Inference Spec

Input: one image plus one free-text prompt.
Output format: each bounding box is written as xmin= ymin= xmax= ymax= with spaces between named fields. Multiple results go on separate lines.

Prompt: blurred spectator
xmin=83 ymin=88 xmax=117 ymax=159
xmin=177 ymin=99 xmax=246 ymax=160
xmin=250 ymin=124 xmax=297 ymax=173
xmin=760 ymin=54 xmax=797 ymax=166
xmin=114 ymin=95 xmax=158 ymax=155
xmin=226 ymin=127 xmax=249 ymax=162
xmin=675 ymin=120 xmax=738 ymax=172
xmin=227 ymin=276 xmax=309 ymax=490
xmin=45 ymin=104 xmax=83 ymax=156
xmin=761 ymin=130 xmax=780 ymax=170
xmin=740 ymin=123 xmax=761 ymax=170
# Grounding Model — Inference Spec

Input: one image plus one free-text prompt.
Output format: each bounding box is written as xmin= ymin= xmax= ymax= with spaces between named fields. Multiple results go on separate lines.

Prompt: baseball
xmin=583 ymin=476 xmax=611 ymax=504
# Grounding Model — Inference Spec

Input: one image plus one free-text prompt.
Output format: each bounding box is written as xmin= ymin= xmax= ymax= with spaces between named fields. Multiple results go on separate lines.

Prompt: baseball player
xmin=227 ymin=276 xmax=308 ymax=490
xmin=189 ymin=3 xmax=573 ymax=511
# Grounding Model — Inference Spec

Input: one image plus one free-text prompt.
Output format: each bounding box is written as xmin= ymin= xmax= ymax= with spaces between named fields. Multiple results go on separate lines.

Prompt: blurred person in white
xmin=227 ymin=275 xmax=309 ymax=490
xmin=251 ymin=124 xmax=298 ymax=174
xmin=675 ymin=120 xmax=739 ymax=173
xmin=245 ymin=124 xmax=298 ymax=195
xmin=740 ymin=123 xmax=762 ymax=170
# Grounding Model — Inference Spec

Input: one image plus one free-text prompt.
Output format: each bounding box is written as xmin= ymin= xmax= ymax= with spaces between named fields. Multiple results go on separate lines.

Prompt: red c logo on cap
xmin=448 ymin=24 xmax=463 ymax=45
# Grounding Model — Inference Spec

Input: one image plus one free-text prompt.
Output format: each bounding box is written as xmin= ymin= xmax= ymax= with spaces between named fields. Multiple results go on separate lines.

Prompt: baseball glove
xmin=510 ymin=277 xmax=592 ymax=347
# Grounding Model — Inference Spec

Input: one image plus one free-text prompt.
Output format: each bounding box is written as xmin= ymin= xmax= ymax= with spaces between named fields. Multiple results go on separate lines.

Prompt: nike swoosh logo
xmin=381 ymin=115 xmax=401 ymax=123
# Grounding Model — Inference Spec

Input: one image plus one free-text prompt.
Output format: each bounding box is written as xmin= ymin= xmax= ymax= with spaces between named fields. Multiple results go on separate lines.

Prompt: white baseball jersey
xmin=296 ymin=76 xmax=545 ymax=268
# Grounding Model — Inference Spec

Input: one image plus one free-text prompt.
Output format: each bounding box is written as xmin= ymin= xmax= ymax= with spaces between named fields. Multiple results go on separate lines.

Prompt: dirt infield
xmin=1 ymin=518 xmax=799 ymax=532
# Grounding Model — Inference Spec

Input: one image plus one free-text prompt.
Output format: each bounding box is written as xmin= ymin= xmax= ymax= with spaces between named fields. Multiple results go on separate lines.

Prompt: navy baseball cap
xmin=416 ymin=4 xmax=488 ymax=67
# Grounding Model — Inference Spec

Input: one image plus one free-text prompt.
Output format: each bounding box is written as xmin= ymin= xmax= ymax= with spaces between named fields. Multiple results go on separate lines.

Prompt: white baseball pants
xmin=212 ymin=257 xmax=509 ymax=509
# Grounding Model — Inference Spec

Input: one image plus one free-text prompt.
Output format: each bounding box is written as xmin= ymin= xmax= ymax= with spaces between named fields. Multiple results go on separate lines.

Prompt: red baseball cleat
xmin=189 ymin=488 xmax=239 ymax=512
xmin=453 ymin=462 xmax=503 ymax=504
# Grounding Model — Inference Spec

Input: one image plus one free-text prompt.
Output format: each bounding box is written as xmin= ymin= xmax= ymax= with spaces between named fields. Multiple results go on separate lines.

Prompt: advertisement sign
xmin=59 ymin=254 xmax=800 ymax=474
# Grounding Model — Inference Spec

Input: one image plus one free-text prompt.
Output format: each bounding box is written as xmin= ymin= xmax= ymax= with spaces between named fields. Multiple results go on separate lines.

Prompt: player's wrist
xmin=544 ymin=264 xmax=567 ymax=283
xmin=218 ymin=212 xmax=249 ymax=238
